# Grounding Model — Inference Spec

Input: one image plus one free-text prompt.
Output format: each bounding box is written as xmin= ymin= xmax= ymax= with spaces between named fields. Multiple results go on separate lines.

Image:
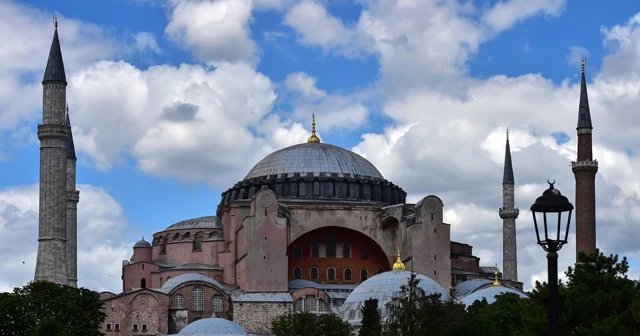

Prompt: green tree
xmin=32 ymin=318 xmax=66 ymax=336
xmin=529 ymin=250 xmax=640 ymax=336
xmin=359 ymin=298 xmax=382 ymax=336
xmin=272 ymin=311 xmax=352 ymax=336
xmin=384 ymin=272 xmax=469 ymax=336
xmin=0 ymin=281 xmax=105 ymax=336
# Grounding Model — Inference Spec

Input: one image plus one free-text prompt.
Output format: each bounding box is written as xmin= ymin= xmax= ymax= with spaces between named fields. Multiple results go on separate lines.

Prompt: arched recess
xmin=287 ymin=226 xmax=391 ymax=283
xmin=380 ymin=216 xmax=400 ymax=263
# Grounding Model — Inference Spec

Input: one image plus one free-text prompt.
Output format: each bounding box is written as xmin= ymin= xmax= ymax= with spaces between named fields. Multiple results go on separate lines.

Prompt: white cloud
xmin=165 ymin=0 xmax=258 ymax=64
xmin=133 ymin=32 xmax=162 ymax=54
xmin=284 ymin=0 xmax=353 ymax=50
xmin=481 ymin=0 xmax=566 ymax=33
xmin=0 ymin=184 xmax=132 ymax=293
xmin=566 ymin=45 xmax=590 ymax=69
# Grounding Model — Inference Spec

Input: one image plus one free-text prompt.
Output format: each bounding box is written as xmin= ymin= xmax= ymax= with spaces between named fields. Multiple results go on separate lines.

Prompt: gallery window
xmin=326 ymin=234 xmax=336 ymax=258
xmin=310 ymin=267 xmax=319 ymax=280
xmin=192 ymin=287 xmax=204 ymax=311
xmin=360 ymin=269 xmax=368 ymax=282
xmin=293 ymin=245 xmax=302 ymax=260
xmin=172 ymin=294 xmax=185 ymax=309
xmin=327 ymin=267 xmax=336 ymax=281
xmin=212 ymin=295 xmax=224 ymax=313
xmin=293 ymin=266 xmax=302 ymax=280
xmin=361 ymin=248 xmax=368 ymax=260
xmin=311 ymin=241 xmax=319 ymax=258
xmin=342 ymin=241 xmax=350 ymax=258
xmin=344 ymin=268 xmax=353 ymax=281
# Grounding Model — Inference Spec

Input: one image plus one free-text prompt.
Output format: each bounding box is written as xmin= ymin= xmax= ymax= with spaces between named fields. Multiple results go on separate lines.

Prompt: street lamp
xmin=530 ymin=180 xmax=574 ymax=336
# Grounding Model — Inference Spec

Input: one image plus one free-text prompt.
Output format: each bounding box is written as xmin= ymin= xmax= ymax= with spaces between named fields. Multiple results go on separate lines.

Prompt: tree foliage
xmin=359 ymin=298 xmax=382 ymax=336
xmin=381 ymin=251 xmax=640 ymax=336
xmin=0 ymin=281 xmax=105 ymax=336
xmin=272 ymin=311 xmax=352 ymax=336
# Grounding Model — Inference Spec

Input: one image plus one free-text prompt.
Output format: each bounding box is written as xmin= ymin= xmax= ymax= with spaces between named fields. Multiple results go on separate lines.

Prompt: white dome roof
xmin=338 ymin=270 xmax=449 ymax=324
xmin=460 ymin=286 xmax=527 ymax=307
xmin=173 ymin=318 xmax=248 ymax=336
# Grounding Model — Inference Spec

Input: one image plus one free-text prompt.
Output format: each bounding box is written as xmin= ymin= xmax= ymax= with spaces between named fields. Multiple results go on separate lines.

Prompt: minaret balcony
xmin=499 ymin=208 xmax=520 ymax=219
xmin=571 ymin=160 xmax=598 ymax=169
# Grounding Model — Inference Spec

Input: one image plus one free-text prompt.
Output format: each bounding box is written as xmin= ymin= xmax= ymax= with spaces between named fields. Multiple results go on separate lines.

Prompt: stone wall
xmin=233 ymin=302 xmax=291 ymax=335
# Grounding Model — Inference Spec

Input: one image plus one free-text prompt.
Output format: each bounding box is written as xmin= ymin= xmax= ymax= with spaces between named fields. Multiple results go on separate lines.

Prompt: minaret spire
xmin=499 ymin=128 xmax=519 ymax=282
xmin=572 ymin=59 xmax=598 ymax=258
xmin=577 ymin=59 xmax=592 ymax=131
xmin=35 ymin=23 xmax=71 ymax=286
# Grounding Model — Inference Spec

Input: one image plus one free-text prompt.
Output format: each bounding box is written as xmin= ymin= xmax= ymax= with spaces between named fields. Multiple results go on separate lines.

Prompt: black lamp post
xmin=530 ymin=180 xmax=574 ymax=336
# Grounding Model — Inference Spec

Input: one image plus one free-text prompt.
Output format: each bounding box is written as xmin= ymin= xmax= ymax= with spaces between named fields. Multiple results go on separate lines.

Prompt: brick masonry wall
xmin=233 ymin=302 xmax=291 ymax=335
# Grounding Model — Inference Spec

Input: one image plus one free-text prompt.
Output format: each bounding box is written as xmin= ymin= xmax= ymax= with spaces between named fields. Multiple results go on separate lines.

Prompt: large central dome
xmin=245 ymin=142 xmax=383 ymax=179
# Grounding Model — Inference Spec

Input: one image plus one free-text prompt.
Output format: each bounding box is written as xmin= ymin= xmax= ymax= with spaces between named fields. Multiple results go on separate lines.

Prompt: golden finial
xmin=581 ymin=58 xmax=585 ymax=74
xmin=493 ymin=263 xmax=500 ymax=286
xmin=392 ymin=247 xmax=406 ymax=270
xmin=306 ymin=114 xmax=321 ymax=143
xmin=54 ymin=15 xmax=58 ymax=29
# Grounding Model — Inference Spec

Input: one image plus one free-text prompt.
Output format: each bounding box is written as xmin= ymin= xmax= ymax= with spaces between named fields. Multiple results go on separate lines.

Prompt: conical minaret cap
xmin=42 ymin=22 xmax=67 ymax=84
xmin=577 ymin=58 xmax=592 ymax=130
xmin=503 ymin=128 xmax=514 ymax=184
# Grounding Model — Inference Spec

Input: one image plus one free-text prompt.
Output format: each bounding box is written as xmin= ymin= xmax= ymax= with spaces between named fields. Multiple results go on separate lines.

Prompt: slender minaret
xmin=35 ymin=19 xmax=70 ymax=285
xmin=499 ymin=129 xmax=519 ymax=282
xmin=572 ymin=59 xmax=598 ymax=258
xmin=66 ymin=105 xmax=80 ymax=287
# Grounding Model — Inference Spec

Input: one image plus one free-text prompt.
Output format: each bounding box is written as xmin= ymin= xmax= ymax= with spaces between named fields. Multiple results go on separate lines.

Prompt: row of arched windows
xmin=293 ymin=267 xmax=385 ymax=282
xmin=292 ymin=241 xmax=367 ymax=259
xmin=293 ymin=295 xmax=329 ymax=313
xmin=157 ymin=231 xmax=219 ymax=254
xmin=171 ymin=287 xmax=224 ymax=313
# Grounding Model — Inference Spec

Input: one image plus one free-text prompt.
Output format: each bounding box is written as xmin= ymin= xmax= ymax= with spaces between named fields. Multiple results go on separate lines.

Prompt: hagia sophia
xmin=33 ymin=22 xmax=598 ymax=336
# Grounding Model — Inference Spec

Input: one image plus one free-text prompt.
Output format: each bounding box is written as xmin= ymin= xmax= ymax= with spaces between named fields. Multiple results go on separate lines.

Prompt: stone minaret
xmin=35 ymin=22 xmax=70 ymax=285
xmin=66 ymin=106 xmax=79 ymax=287
xmin=572 ymin=60 xmax=598 ymax=258
xmin=499 ymin=129 xmax=519 ymax=282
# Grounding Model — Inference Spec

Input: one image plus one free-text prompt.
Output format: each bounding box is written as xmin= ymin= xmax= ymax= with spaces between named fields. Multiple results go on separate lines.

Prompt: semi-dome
xmin=245 ymin=142 xmax=383 ymax=180
xmin=339 ymin=270 xmax=449 ymax=325
xmin=133 ymin=237 xmax=151 ymax=248
xmin=171 ymin=318 xmax=248 ymax=335
xmin=165 ymin=216 xmax=221 ymax=231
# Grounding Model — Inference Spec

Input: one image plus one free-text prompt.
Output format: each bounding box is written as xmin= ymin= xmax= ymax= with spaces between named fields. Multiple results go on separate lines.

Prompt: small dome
xmin=245 ymin=143 xmax=383 ymax=180
xmin=176 ymin=318 xmax=247 ymax=335
xmin=453 ymin=279 xmax=492 ymax=298
xmin=339 ymin=270 xmax=449 ymax=324
xmin=460 ymin=286 xmax=528 ymax=307
xmin=133 ymin=238 xmax=151 ymax=248
xmin=165 ymin=216 xmax=221 ymax=231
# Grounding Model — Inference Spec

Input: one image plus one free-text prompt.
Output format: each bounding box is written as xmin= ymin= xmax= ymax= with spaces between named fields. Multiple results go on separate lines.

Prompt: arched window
xmin=212 ymin=295 xmax=223 ymax=313
xmin=192 ymin=287 xmax=204 ymax=311
xmin=140 ymin=278 xmax=146 ymax=289
xmin=361 ymin=247 xmax=368 ymax=260
xmin=326 ymin=234 xmax=336 ymax=258
xmin=193 ymin=232 xmax=204 ymax=252
xmin=342 ymin=241 xmax=350 ymax=258
xmin=293 ymin=245 xmax=302 ymax=260
xmin=311 ymin=241 xmax=319 ymax=258
xmin=377 ymin=268 xmax=385 ymax=275
xmin=183 ymin=232 xmax=191 ymax=240
xmin=166 ymin=276 xmax=171 ymax=281
xmin=293 ymin=267 xmax=302 ymax=279
xmin=294 ymin=298 xmax=303 ymax=311
xmin=161 ymin=236 xmax=167 ymax=254
xmin=344 ymin=268 xmax=352 ymax=281
xmin=360 ymin=269 xmax=368 ymax=282
xmin=172 ymin=294 xmax=184 ymax=308
xmin=310 ymin=267 xmax=319 ymax=280
xmin=327 ymin=267 xmax=336 ymax=281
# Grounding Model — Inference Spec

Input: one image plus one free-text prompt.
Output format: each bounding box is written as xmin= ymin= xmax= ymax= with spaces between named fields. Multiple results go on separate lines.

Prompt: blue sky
xmin=2 ymin=0 xmax=640 ymax=291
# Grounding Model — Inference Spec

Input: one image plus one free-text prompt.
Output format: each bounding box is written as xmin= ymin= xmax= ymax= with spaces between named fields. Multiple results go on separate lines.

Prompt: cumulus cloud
xmin=0 ymin=184 xmax=132 ymax=293
xmin=165 ymin=0 xmax=258 ymax=64
xmin=132 ymin=32 xmax=162 ymax=54
xmin=284 ymin=0 xmax=354 ymax=51
xmin=481 ymin=0 xmax=566 ymax=33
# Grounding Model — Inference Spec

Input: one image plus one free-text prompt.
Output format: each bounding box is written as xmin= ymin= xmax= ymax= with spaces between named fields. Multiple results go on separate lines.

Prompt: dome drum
xmin=217 ymin=174 xmax=406 ymax=212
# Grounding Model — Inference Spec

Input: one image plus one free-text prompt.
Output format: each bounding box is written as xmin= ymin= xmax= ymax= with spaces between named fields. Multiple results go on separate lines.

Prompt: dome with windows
xmin=165 ymin=216 xmax=221 ymax=231
xmin=338 ymin=270 xmax=450 ymax=325
xmin=168 ymin=318 xmax=248 ymax=336
xmin=219 ymin=140 xmax=406 ymax=208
